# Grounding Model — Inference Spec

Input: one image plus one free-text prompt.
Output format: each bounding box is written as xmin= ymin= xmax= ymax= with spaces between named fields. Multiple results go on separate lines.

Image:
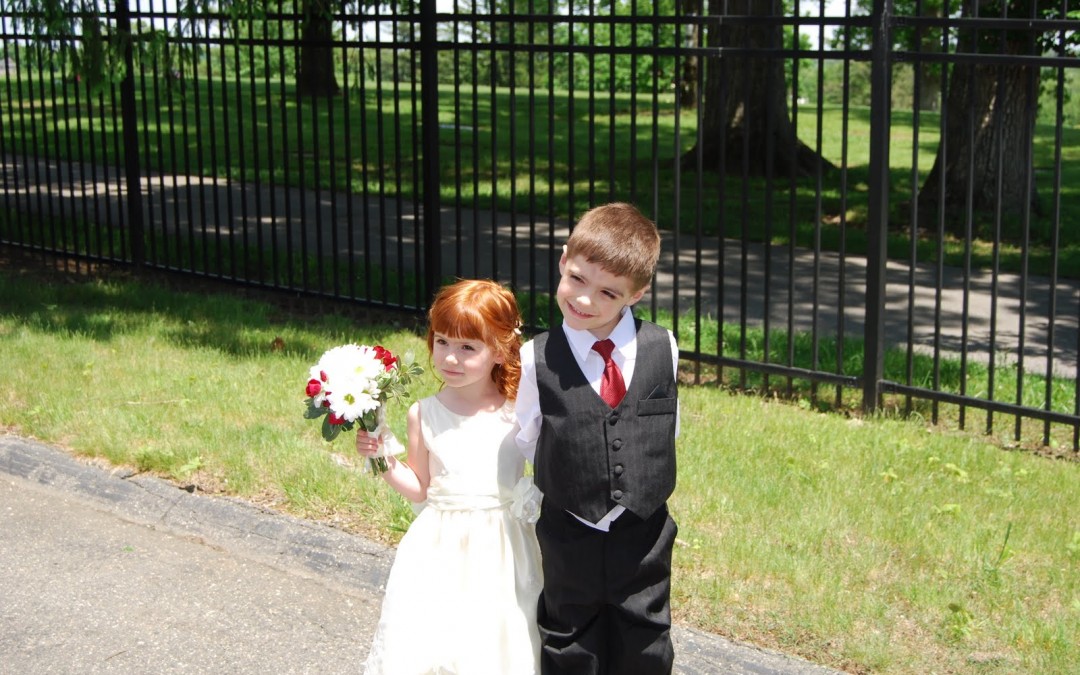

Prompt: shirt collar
xmin=561 ymin=309 xmax=637 ymax=362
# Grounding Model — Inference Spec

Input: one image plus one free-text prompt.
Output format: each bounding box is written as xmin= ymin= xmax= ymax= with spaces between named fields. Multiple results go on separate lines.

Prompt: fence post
xmin=419 ymin=0 xmax=441 ymax=305
xmin=863 ymin=0 xmax=893 ymax=411
xmin=115 ymin=0 xmax=145 ymax=267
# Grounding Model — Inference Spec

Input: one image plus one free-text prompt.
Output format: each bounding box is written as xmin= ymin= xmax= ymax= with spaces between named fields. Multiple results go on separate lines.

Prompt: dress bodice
xmin=418 ymin=396 xmax=524 ymax=510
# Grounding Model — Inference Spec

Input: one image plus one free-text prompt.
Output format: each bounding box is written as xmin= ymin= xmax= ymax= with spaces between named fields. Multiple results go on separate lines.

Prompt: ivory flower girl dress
xmin=363 ymin=396 xmax=542 ymax=674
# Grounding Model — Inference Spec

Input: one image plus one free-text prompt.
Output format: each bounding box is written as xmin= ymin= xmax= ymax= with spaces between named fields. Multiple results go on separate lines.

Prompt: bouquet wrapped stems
xmin=361 ymin=407 xmax=402 ymax=475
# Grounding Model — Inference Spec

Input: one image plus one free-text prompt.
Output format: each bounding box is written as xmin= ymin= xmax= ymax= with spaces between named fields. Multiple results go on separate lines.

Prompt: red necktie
xmin=592 ymin=339 xmax=626 ymax=408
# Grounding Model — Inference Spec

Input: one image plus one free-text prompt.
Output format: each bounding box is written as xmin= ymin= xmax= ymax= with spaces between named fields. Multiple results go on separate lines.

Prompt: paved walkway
xmin=1 ymin=434 xmax=843 ymax=674
xmin=4 ymin=154 xmax=1077 ymax=377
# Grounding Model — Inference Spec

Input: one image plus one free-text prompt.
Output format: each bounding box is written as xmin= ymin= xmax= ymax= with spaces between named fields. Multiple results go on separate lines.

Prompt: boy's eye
xmin=602 ymin=291 xmax=617 ymax=300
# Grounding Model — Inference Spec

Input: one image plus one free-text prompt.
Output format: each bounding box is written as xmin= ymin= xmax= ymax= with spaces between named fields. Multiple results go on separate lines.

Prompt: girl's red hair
xmin=426 ymin=279 xmax=522 ymax=400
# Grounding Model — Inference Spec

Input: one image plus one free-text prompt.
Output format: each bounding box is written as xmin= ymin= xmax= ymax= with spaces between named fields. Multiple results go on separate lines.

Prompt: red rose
xmin=374 ymin=345 xmax=398 ymax=371
xmin=328 ymin=412 xmax=345 ymax=425
xmin=306 ymin=379 xmax=322 ymax=397
xmin=319 ymin=370 xmax=328 ymax=382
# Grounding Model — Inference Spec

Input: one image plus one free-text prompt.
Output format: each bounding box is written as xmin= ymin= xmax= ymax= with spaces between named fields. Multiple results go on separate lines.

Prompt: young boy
xmin=516 ymin=202 xmax=680 ymax=674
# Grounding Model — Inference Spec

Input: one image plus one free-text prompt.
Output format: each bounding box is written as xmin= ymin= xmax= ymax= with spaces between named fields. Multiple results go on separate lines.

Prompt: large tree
xmin=684 ymin=0 xmax=834 ymax=177
xmin=918 ymin=0 xmax=1050 ymax=227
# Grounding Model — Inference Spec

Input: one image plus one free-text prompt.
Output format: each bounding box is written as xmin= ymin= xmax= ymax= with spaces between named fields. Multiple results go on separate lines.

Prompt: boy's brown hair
xmin=565 ymin=202 xmax=661 ymax=292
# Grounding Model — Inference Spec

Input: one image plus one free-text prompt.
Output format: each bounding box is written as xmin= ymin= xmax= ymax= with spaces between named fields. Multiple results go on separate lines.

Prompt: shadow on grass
xmin=0 ymin=254 xmax=423 ymax=360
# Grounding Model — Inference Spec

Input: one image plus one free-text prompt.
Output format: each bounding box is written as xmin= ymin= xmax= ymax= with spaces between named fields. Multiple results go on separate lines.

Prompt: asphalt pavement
xmin=1 ymin=434 xmax=844 ymax=675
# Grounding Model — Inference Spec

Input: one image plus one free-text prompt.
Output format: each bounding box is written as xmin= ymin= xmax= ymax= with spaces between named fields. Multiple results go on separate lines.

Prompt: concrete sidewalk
xmin=1 ymin=434 xmax=843 ymax=675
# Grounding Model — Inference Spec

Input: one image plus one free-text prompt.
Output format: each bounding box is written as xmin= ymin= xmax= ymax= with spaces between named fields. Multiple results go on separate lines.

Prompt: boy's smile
xmin=557 ymin=252 xmax=646 ymax=339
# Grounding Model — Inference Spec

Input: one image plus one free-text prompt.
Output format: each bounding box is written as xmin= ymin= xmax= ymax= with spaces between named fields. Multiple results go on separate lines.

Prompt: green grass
xmin=1 ymin=265 xmax=1077 ymax=674
xmin=3 ymin=74 xmax=1079 ymax=279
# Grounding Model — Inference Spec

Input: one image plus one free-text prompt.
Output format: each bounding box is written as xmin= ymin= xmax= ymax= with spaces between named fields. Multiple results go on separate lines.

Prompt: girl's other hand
xmin=356 ymin=430 xmax=380 ymax=458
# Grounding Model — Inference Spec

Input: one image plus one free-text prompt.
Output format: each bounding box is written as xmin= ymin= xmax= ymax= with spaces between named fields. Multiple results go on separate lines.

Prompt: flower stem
xmin=369 ymin=456 xmax=389 ymax=474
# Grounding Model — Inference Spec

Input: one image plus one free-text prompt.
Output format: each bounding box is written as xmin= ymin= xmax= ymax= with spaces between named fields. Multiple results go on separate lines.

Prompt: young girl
xmin=356 ymin=279 xmax=542 ymax=674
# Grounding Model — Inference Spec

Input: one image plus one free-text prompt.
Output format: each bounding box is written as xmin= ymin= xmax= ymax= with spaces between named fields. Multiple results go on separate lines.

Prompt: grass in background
xmin=4 ymin=73 xmax=1079 ymax=279
xmin=1 ymin=266 xmax=1078 ymax=674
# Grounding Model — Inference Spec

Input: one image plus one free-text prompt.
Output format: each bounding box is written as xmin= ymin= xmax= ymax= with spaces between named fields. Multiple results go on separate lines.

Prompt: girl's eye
xmin=462 ymin=344 xmax=476 ymax=351
xmin=435 ymin=338 xmax=447 ymax=346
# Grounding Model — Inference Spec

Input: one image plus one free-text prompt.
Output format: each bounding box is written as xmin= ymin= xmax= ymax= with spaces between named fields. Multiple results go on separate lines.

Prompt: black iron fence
xmin=1 ymin=1 xmax=1079 ymax=448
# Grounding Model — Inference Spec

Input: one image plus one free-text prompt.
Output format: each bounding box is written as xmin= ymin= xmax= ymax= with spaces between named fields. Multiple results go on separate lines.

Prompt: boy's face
xmin=556 ymin=250 xmax=646 ymax=339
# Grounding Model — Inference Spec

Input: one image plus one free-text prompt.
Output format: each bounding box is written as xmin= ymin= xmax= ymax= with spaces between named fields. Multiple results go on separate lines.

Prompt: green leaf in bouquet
xmin=359 ymin=409 xmax=378 ymax=432
xmin=321 ymin=416 xmax=343 ymax=442
xmin=305 ymin=402 xmax=329 ymax=420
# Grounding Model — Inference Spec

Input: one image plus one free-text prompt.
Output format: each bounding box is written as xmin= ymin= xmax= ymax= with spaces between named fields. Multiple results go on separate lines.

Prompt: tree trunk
xmin=675 ymin=0 xmax=702 ymax=109
xmin=918 ymin=1 xmax=1041 ymax=229
xmin=918 ymin=69 xmax=941 ymax=112
xmin=683 ymin=0 xmax=834 ymax=177
xmin=297 ymin=0 xmax=340 ymax=97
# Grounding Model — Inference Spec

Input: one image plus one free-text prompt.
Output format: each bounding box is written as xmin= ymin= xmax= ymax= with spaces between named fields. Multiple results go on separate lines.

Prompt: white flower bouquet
xmin=304 ymin=343 xmax=423 ymax=473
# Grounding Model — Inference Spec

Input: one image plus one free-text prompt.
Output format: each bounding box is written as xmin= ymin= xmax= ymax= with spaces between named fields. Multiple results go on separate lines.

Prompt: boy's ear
xmin=558 ymin=245 xmax=568 ymax=273
xmin=626 ymin=287 xmax=647 ymax=306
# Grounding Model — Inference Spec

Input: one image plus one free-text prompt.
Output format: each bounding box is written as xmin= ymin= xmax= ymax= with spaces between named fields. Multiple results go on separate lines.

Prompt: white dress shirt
xmin=516 ymin=309 xmax=680 ymax=531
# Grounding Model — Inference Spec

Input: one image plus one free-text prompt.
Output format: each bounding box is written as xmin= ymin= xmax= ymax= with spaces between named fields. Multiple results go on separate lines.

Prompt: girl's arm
xmin=356 ymin=401 xmax=429 ymax=503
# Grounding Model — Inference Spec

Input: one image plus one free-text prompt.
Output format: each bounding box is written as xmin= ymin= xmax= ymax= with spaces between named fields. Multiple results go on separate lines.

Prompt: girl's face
xmin=431 ymin=332 xmax=503 ymax=392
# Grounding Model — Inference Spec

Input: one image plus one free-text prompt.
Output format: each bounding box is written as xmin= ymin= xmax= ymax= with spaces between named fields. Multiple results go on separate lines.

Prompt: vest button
xmin=611 ymin=439 xmax=623 ymax=450
xmin=608 ymin=411 xmax=619 ymax=425
xmin=613 ymin=464 xmax=624 ymax=476
xmin=612 ymin=489 xmax=623 ymax=500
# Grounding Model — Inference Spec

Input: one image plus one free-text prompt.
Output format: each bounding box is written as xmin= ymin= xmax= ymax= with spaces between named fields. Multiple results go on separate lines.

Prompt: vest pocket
xmin=637 ymin=397 xmax=677 ymax=416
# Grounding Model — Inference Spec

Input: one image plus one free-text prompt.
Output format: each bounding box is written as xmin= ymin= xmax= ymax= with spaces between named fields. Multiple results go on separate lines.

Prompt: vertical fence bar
xmin=137 ymin=0 xmax=158 ymax=269
xmin=508 ymin=0 xmax=518 ymax=296
xmin=154 ymin=25 xmax=171 ymax=268
xmin=470 ymin=0 xmax=481 ymax=287
xmin=419 ymin=0 xmax=441 ymax=305
xmin=546 ymin=10 xmax=558 ymax=329
xmin=341 ymin=13 xmax=355 ymax=299
xmin=452 ymin=2 xmax=463 ymax=276
xmin=116 ymin=0 xmax=145 ymax=267
xmin=389 ymin=4 xmax=403 ymax=305
xmin=835 ymin=14 xmax=850 ymax=407
xmin=527 ymin=1 xmax=538 ymax=323
xmin=410 ymin=17 xmax=422 ymax=309
xmin=862 ymin=0 xmax=892 ymax=411
xmin=905 ymin=2 xmax=923 ymax=416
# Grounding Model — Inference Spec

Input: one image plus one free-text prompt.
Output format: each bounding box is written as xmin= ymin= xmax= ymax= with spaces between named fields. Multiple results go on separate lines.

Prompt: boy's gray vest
xmin=534 ymin=319 xmax=677 ymax=522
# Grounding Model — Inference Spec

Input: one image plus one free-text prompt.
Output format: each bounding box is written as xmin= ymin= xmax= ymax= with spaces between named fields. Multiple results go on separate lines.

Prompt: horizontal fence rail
xmin=1 ymin=0 xmax=1079 ymax=449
